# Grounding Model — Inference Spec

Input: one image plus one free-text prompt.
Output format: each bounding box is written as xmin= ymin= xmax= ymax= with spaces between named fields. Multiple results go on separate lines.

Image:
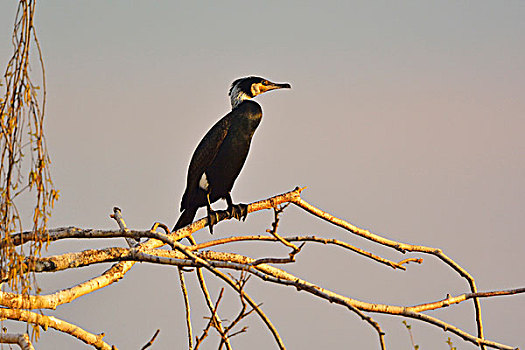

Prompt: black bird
xmin=173 ymin=76 xmax=291 ymax=233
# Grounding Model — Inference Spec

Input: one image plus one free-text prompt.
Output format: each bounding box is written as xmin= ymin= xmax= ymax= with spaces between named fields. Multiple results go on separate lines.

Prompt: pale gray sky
xmin=1 ymin=1 xmax=524 ymax=349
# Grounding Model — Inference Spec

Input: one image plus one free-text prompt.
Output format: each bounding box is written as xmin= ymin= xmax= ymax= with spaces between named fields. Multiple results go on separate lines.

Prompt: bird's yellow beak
xmin=253 ymin=81 xmax=291 ymax=95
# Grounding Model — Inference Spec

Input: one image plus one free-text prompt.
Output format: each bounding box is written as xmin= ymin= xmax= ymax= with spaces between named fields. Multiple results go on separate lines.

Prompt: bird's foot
xmin=207 ymin=210 xmax=219 ymax=234
xmin=228 ymin=203 xmax=248 ymax=222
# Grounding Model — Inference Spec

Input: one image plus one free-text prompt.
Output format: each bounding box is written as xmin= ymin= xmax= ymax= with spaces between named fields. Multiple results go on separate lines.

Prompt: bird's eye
xmin=263 ymin=80 xmax=269 ymax=85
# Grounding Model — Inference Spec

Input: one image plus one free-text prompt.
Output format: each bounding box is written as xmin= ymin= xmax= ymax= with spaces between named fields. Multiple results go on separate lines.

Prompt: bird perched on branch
xmin=173 ymin=76 xmax=291 ymax=233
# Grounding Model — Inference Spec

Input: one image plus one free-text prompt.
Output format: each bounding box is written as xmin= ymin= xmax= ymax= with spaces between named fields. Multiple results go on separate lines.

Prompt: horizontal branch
xmin=190 ymin=234 xmax=412 ymax=270
xmin=3 ymin=187 xmax=520 ymax=349
xmin=7 ymin=231 xmax=409 ymax=271
xmin=0 ymin=333 xmax=34 ymax=350
xmin=409 ymin=287 xmax=525 ymax=313
xmin=4 ymin=242 xmax=521 ymax=350
xmin=5 ymin=188 xmax=304 ymax=248
xmin=0 ymin=308 xmax=115 ymax=350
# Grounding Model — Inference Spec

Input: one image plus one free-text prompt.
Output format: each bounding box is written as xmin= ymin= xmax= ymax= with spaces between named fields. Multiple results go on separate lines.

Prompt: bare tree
xmin=1 ymin=2 xmax=523 ymax=350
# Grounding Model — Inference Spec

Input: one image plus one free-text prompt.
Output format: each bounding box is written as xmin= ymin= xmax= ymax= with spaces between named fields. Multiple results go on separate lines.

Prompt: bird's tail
xmin=173 ymin=207 xmax=198 ymax=232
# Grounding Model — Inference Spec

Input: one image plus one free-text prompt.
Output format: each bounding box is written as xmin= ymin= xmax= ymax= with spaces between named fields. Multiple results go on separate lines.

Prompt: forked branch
xmin=2 ymin=187 xmax=522 ymax=350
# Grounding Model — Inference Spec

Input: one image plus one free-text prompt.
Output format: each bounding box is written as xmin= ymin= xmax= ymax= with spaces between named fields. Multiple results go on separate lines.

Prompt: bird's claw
xmin=207 ymin=210 xmax=219 ymax=234
xmin=228 ymin=203 xmax=248 ymax=222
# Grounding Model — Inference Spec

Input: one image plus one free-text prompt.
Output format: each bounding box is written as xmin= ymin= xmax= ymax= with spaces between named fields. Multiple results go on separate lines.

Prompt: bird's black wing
xmin=181 ymin=113 xmax=233 ymax=210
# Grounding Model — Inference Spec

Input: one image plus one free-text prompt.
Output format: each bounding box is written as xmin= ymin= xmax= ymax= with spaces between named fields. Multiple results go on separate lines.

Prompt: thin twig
xmin=398 ymin=258 xmax=424 ymax=266
xmin=219 ymin=272 xmax=257 ymax=349
xmin=191 ymin=235 xmax=409 ymax=270
xmin=149 ymin=227 xmax=286 ymax=349
xmin=267 ymin=203 xmax=289 ymax=235
xmin=225 ymin=327 xmax=248 ymax=339
xmin=194 ymin=310 xmax=214 ymax=350
xmin=195 ymin=267 xmax=232 ymax=350
xmin=250 ymin=255 xmax=301 ymax=266
xmin=183 ymin=234 xmax=232 ymax=350
xmin=194 ymin=290 xmax=226 ymax=350
xmin=409 ymin=287 xmax=525 ymax=312
xmin=178 ymin=268 xmax=193 ymax=350
xmin=140 ymin=329 xmax=160 ymax=350
xmin=111 ymin=207 xmax=139 ymax=247
xmin=266 ymin=204 xmax=298 ymax=250
xmin=402 ymin=321 xmax=418 ymax=350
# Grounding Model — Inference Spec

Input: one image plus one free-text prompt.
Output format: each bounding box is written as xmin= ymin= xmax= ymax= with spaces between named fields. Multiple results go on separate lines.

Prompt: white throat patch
xmin=229 ymin=84 xmax=252 ymax=108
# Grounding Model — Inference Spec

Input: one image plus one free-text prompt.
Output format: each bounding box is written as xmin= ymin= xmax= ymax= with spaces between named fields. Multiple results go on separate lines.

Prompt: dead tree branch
xmin=0 ymin=333 xmax=35 ymax=350
xmin=140 ymin=329 xmax=160 ymax=350
xmin=178 ymin=267 xmax=194 ymax=350
xmin=0 ymin=308 xmax=115 ymax=350
xmin=1 ymin=188 xmax=522 ymax=350
xmin=196 ymin=270 xmax=232 ymax=350
xmin=291 ymin=195 xmax=488 ymax=346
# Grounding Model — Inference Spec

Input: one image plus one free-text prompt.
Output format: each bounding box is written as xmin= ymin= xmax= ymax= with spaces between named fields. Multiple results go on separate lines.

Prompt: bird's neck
xmin=229 ymin=86 xmax=252 ymax=109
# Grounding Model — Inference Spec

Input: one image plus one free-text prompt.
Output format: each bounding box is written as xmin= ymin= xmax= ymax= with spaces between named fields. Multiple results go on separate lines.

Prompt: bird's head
xmin=229 ymin=76 xmax=291 ymax=108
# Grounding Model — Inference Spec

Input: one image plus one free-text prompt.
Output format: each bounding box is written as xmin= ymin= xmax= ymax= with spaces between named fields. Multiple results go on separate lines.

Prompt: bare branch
xmin=291 ymin=196 xmax=488 ymax=347
xmin=266 ymin=204 xmax=299 ymax=250
xmin=250 ymin=255 xmax=298 ymax=266
xmin=191 ymin=235 xmax=409 ymax=270
xmin=0 ymin=333 xmax=35 ymax=350
xmin=194 ymin=311 xmax=214 ymax=350
xmin=0 ymin=308 xmax=115 ymax=350
xmin=402 ymin=321 xmax=418 ymax=350
xmin=151 ymin=228 xmax=286 ymax=349
xmin=218 ymin=273 xmax=256 ymax=348
xmin=110 ymin=207 xmax=139 ymax=247
xmin=267 ymin=203 xmax=290 ymax=235
xmin=178 ymin=268 xmax=194 ymax=350
xmin=195 ymin=267 xmax=232 ymax=350
xmin=5 ymin=229 xmax=409 ymax=271
xmin=5 ymin=242 xmax=524 ymax=337
xmin=119 ymin=226 xmax=519 ymax=349
xmin=409 ymin=287 xmax=525 ymax=312
xmin=1 ymin=188 xmax=521 ymax=350
xmin=140 ymin=329 xmax=160 ymax=350
xmin=171 ymin=187 xmax=305 ymax=241
xmin=3 ymin=244 xmax=518 ymax=349
xmin=5 ymin=188 xmax=304 ymax=249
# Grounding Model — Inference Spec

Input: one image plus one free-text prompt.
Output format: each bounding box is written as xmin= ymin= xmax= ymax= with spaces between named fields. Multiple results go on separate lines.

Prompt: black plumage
xmin=174 ymin=76 xmax=291 ymax=233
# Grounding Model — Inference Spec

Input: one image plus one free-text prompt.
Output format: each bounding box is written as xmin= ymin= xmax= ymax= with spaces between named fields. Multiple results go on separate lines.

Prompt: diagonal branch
xmin=409 ymin=287 xmax=525 ymax=312
xmin=1 ymin=235 xmax=521 ymax=349
xmin=0 ymin=308 xmax=115 ymax=350
xmin=148 ymin=227 xmax=287 ymax=349
xmin=140 ymin=329 xmax=160 ymax=350
xmin=2 ymin=187 xmax=520 ymax=349
xmin=219 ymin=273 xmax=256 ymax=349
xmin=195 ymin=269 xmax=232 ymax=350
xmin=290 ymin=195 xmax=487 ymax=348
xmin=186 ymin=234 xmax=232 ymax=350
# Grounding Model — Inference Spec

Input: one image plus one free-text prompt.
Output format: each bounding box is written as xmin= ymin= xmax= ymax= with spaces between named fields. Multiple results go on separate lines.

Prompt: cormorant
xmin=173 ymin=76 xmax=291 ymax=233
